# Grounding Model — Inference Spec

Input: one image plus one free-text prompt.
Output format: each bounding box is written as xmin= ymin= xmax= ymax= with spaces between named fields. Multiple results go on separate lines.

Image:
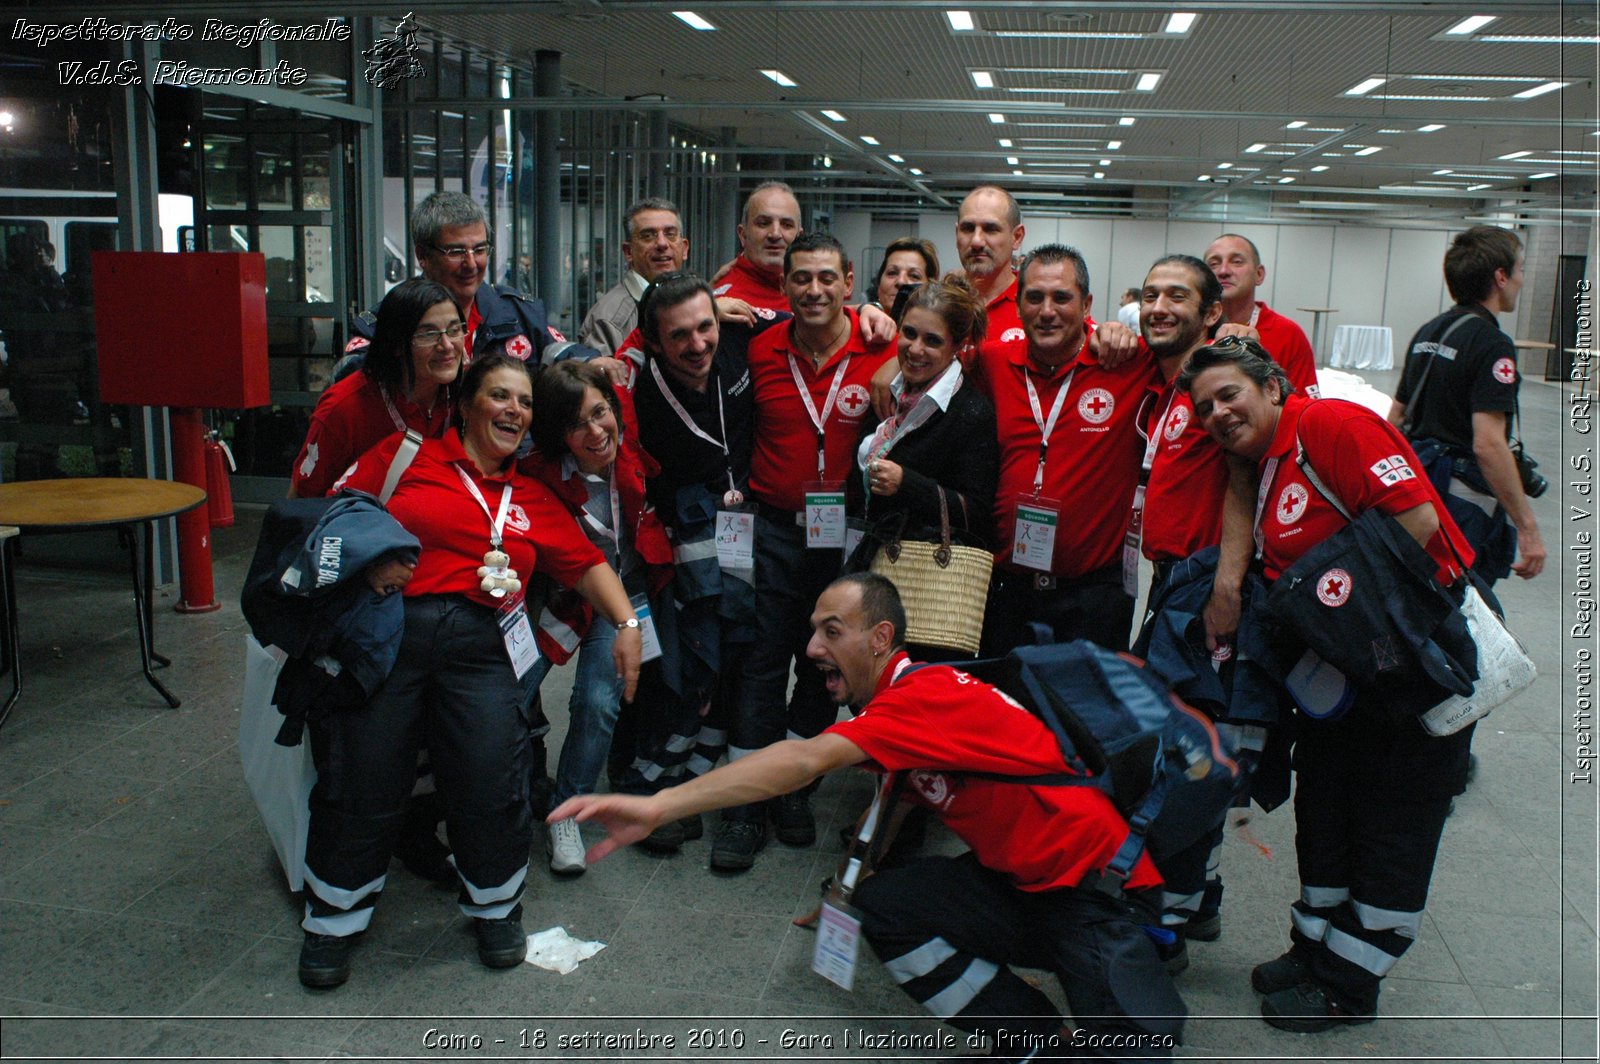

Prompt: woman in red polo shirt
xmin=289 ymin=278 xmax=462 ymax=498
xmin=295 ymin=353 xmax=642 ymax=990
xmin=1180 ymin=336 xmax=1473 ymax=1034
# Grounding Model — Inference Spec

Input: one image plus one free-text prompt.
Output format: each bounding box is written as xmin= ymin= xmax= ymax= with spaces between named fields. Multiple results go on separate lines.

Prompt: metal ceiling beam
xmin=383 ymin=97 xmax=1583 ymax=130
xmin=788 ymin=111 xmax=952 ymax=208
xmin=1173 ymin=124 xmax=1380 ymax=215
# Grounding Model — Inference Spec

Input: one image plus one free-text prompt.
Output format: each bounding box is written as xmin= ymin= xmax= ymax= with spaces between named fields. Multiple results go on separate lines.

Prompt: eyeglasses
xmin=411 ymin=322 xmax=467 ymax=347
xmin=565 ymin=404 xmax=615 ymax=435
xmin=632 ymin=227 xmax=681 ymax=245
xmin=1207 ymin=334 xmax=1260 ymax=354
xmin=430 ymin=242 xmax=492 ymax=262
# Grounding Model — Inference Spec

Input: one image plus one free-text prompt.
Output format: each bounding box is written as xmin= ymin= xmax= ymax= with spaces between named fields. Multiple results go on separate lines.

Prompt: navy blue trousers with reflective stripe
xmin=854 ymin=853 xmax=1183 ymax=1060
xmin=1288 ymin=739 xmax=1455 ymax=1014
xmin=303 ymin=595 xmax=534 ymax=935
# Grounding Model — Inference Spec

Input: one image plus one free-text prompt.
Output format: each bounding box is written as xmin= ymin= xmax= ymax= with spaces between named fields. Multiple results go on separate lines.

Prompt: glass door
xmin=190 ymin=97 xmax=361 ymax=498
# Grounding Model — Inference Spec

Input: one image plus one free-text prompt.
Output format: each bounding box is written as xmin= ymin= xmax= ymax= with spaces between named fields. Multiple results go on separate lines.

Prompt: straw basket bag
xmin=869 ymin=486 xmax=993 ymax=654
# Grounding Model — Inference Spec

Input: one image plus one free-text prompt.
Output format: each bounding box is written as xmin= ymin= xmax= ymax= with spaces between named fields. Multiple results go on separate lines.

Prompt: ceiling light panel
xmin=946 ymin=10 xmax=976 ymax=32
xmin=821 ymin=110 xmax=847 ymax=122
xmin=671 ymin=11 xmax=717 ymax=31
xmin=1444 ymin=15 xmax=1497 ymax=35
xmin=970 ymin=70 xmax=995 ymax=88
xmin=1163 ymin=12 xmax=1198 ymax=34
xmin=1345 ymin=77 xmax=1386 ymax=96
xmin=759 ymin=69 xmax=795 ymax=87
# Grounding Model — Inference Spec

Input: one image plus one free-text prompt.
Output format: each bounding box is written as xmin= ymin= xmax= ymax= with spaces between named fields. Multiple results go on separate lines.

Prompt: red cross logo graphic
xmin=1078 ymin=388 xmax=1115 ymax=424
xmin=1316 ymin=567 xmax=1353 ymax=607
xmin=504 ymin=334 xmax=532 ymax=360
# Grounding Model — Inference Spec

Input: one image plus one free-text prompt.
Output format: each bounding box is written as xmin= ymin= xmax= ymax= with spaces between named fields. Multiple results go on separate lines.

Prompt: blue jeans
xmin=526 ymin=618 xmax=622 ymax=807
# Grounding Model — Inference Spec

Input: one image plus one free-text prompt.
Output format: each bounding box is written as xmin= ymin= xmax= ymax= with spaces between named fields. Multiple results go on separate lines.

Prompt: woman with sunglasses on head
xmin=290 ymin=278 xmax=463 ymax=498
xmin=1179 ymin=336 xmax=1475 ymax=1034
xmin=519 ymin=361 xmax=674 ymax=876
xmin=852 ymin=276 xmax=998 ymax=592
xmin=296 ymin=353 xmax=642 ymax=989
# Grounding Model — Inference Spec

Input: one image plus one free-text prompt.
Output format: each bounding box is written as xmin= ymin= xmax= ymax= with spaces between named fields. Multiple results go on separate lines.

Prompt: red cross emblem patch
xmin=1277 ymin=482 xmax=1309 ymax=524
xmin=504 ymin=334 xmax=532 ymax=360
xmin=1163 ymin=405 xmax=1190 ymax=441
xmin=1001 ymin=327 xmax=1026 ymax=343
xmin=344 ymin=336 xmax=370 ymax=353
xmin=1317 ymin=567 xmax=1353 ymax=607
xmin=1078 ymin=388 xmax=1115 ymax=425
xmin=1492 ymin=357 xmax=1516 ymax=385
xmin=836 ymin=384 xmax=871 ymax=419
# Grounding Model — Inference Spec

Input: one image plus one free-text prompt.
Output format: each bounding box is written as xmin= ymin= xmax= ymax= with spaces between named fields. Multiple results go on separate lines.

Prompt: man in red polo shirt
xmin=712 ymin=181 xmax=803 ymax=314
xmin=1204 ymin=234 xmax=1319 ymax=396
xmin=552 ymin=573 xmax=1183 ymax=1060
xmin=982 ymin=244 xmax=1155 ymax=658
xmin=870 ymin=185 xmax=1137 ymax=417
xmin=715 ymin=232 xmax=896 ymax=872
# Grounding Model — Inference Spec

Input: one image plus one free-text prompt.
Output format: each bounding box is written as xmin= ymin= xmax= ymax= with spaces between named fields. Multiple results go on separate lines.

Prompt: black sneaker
xmin=771 ymin=791 xmax=816 ymax=846
xmin=1260 ymin=982 xmax=1375 ymax=1032
xmin=679 ymin=813 xmax=704 ymax=841
xmin=298 ymin=932 xmax=353 ymax=989
xmin=1187 ymin=880 xmax=1223 ymax=941
xmin=474 ymin=903 xmax=528 ymax=968
xmin=1156 ymin=933 xmax=1189 ymax=975
xmin=710 ymin=821 xmax=767 ymax=872
xmin=638 ymin=817 xmax=686 ymax=854
xmin=1251 ymin=949 xmax=1312 ymax=995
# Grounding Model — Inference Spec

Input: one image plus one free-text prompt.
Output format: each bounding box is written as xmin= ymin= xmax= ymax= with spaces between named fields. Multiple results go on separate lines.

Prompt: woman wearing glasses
xmin=521 ymin=361 xmax=674 ymax=875
xmin=290 ymin=278 xmax=464 ymax=498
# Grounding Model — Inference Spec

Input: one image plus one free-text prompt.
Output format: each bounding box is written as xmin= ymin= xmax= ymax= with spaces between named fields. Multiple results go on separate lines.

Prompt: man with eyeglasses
xmin=344 ymin=191 xmax=603 ymax=371
xmin=579 ymin=197 xmax=690 ymax=358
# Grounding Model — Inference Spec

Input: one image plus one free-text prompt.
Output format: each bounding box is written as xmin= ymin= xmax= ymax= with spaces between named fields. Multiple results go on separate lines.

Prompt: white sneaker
xmin=546 ymin=817 xmax=587 ymax=875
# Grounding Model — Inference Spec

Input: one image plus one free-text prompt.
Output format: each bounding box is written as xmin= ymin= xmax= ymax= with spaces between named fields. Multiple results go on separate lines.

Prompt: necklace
xmin=793 ymin=317 xmax=848 ymax=368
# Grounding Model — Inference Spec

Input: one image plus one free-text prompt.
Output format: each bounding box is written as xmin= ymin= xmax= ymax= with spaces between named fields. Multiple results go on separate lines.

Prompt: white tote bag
xmin=1418 ymin=585 xmax=1537 ymax=737
xmin=238 ymin=636 xmax=313 ymax=891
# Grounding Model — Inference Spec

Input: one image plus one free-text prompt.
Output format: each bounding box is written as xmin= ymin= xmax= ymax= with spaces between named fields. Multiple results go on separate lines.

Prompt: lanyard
xmin=454 ymin=465 xmax=514 ymax=548
xmin=648 ymin=359 xmax=742 ymax=502
xmin=788 ymin=353 xmax=851 ymax=479
xmin=378 ymin=386 xmax=409 ymax=434
xmin=1251 ymin=456 xmax=1281 ymax=557
xmin=649 ymin=359 xmax=730 ymax=458
xmin=578 ymin=468 xmax=625 ymax=556
xmin=1023 ymin=364 xmax=1077 ymax=495
xmin=1139 ymin=387 xmax=1179 ymax=477
xmin=1248 ymin=304 xmax=1261 ymax=329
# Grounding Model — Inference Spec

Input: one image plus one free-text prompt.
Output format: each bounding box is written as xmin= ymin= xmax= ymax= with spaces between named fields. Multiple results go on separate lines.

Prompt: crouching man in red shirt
xmin=551 ymin=573 xmax=1185 ymax=1061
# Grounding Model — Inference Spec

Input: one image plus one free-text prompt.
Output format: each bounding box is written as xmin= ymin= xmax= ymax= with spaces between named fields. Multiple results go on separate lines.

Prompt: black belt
xmin=1004 ymin=562 xmax=1122 ymax=594
xmin=755 ymin=501 xmax=806 ymax=528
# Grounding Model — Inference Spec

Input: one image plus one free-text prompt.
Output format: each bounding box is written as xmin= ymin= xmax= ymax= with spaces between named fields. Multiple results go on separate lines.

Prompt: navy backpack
xmin=950 ymin=641 xmax=1243 ymax=889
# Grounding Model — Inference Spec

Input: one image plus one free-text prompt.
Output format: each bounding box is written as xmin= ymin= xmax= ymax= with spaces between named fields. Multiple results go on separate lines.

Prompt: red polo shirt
xmin=334 ymin=430 xmax=604 ymax=607
xmin=1141 ymin=337 xmax=1322 ymax=563
xmin=713 ymin=253 xmax=788 ymax=313
xmin=1254 ymin=302 xmax=1319 ymax=397
xmin=829 ymin=653 xmax=1161 ymax=892
xmin=974 ymin=273 xmax=1027 ymax=377
xmin=291 ymin=371 xmax=452 ymax=499
xmin=1254 ymin=395 xmax=1472 ymax=584
xmin=989 ymin=337 xmax=1156 ymax=578
xmin=747 ymin=308 xmax=896 ymax=512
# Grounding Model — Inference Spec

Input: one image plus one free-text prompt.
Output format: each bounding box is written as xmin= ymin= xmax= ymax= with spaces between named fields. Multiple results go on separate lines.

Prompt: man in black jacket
xmin=1387 ymin=225 xmax=1545 ymax=585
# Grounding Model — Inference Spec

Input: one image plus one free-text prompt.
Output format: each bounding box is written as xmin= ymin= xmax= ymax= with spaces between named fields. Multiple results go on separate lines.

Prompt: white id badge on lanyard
xmin=1121 ymin=483 xmax=1147 ymax=597
xmin=628 ymin=592 xmax=664 ymax=663
xmin=804 ymin=482 xmax=847 ymax=550
xmin=496 ymin=592 xmax=539 ymax=680
xmin=1011 ymin=497 xmax=1059 ymax=572
xmin=715 ymin=509 xmax=755 ymax=571
xmin=812 ymin=899 xmax=864 ymax=991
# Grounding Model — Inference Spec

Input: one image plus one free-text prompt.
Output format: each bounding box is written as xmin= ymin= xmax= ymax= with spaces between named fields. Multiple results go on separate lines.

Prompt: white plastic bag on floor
xmin=239 ymin=635 xmax=314 ymax=891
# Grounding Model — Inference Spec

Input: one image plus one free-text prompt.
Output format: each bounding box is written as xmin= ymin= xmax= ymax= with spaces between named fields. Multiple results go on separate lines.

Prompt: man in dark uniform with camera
xmin=1388 ymin=224 xmax=1546 ymax=586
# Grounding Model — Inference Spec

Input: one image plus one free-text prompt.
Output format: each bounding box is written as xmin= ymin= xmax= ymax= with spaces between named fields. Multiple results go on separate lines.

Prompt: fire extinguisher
xmin=204 ymin=431 xmax=235 ymax=529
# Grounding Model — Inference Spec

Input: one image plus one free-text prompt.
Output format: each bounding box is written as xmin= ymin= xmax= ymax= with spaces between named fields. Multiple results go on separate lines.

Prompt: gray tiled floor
xmin=0 ymin=367 xmax=1594 ymax=1061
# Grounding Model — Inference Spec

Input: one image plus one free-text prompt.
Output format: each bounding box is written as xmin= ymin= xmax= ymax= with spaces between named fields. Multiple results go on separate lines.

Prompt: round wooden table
xmin=0 ymin=478 xmax=207 ymax=728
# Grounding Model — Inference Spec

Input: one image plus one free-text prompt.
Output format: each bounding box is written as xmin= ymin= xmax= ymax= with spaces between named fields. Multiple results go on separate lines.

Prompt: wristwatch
xmin=616 ymin=617 xmax=641 ymax=632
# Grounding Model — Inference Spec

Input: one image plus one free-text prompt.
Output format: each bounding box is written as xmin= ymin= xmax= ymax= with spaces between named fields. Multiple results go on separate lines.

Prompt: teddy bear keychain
xmin=477 ymin=549 xmax=521 ymax=598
